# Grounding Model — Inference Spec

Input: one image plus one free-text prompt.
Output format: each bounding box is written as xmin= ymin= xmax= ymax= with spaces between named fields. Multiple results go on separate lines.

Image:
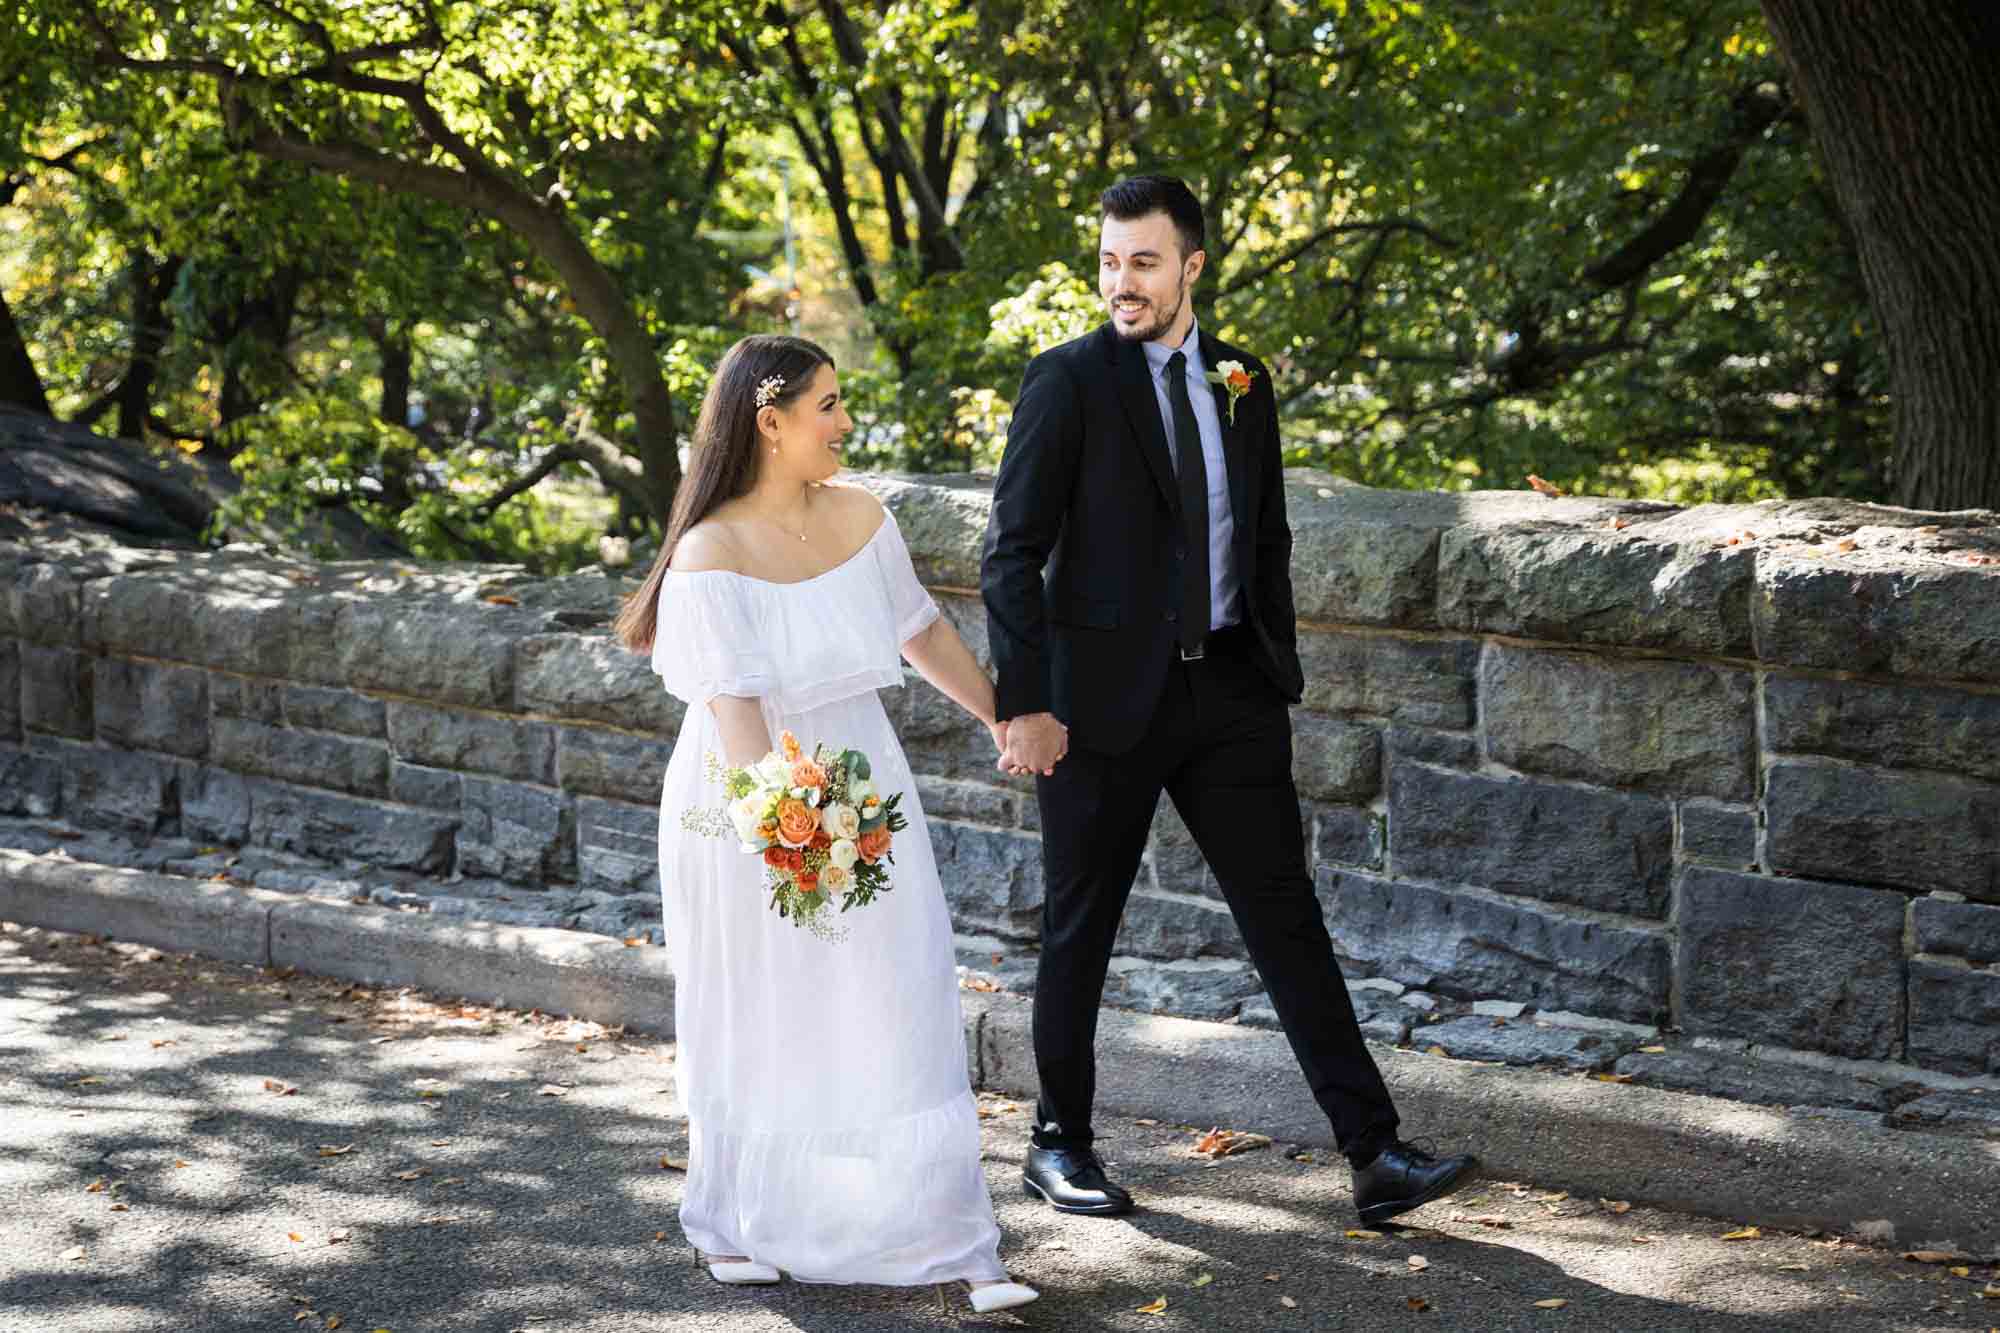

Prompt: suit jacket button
xmin=1175 ymin=546 xmax=1186 ymax=561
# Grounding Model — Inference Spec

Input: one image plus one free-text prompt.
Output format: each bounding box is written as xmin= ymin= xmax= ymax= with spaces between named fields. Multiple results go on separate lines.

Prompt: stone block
xmin=1146 ymin=799 xmax=1213 ymax=898
xmin=1679 ymin=801 xmax=1757 ymax=869
xmin=931 ymin=819 xmax=1044 ymax=941
xmin=1907 ymin=961 xmax=2000 ymax=1076
xmin=211 ymin=715 xmax=389 ymax=798
xmin=7 ymin=562 xmax=84 ymax=646
xmin=1481 ymin=644 xmax=1755 ymax=800
xmin=1317 ymin=867 xmax=1672 ymax=1023
xmin=209 ymin=674 xmax=285 ymax=724
xmin=1913 ymin=896 xmax=2000 ymax=966
xmin=515 ymin=633 xmax=683 ymax=735
xmin=459 ymin=776 xmax=574 ymax=883
xmin=557 ymin=726 xmax=672 ymax=806
xmin=83 ymin=565 xmax=303 ymax=677
xmin=1678 ymin=867 xmax=1906 ymax=1061
xmin=1892 ymin=1090 xmax=2000 ymax=1136
xmin=387 ymin=701 xmax=557 ymax=785
xmin=1285 ymin=487 xmax=1457 ymax=629
xmin=1290 ymin=714 xmax=1381 ymax=802
xmin=1100 ymin=956 xmax=1264 ymax=1021
xmin=1418 ymin=1015 xmax=1631 ymax=1072
xmin=0 ymin=744 xmax=60 ymax=816
xmin=0 ymin=638 xmax=18 ymax=741
xmin=390 ymin=761 xmax=462 ymax=811
xmin=283 ymin=685 xmax=386 ymax=738
xmin=1765 ymin=675 xmax=2000 ymax=783
xmin=244 ymin=778 xmax=456 ymax=874
xmin=1765 ymin=760 xmax=2000 ymax=902
xmin=1295 ymin=631 xmax=1477 ymax=727
xmin=891 ymin=676 xmax=1000 ymax=781
xmin=1385 ymin=724 xmax=1477 ymax=769
xmin=1312 ymin=804 xmax=1383 ymax=870
xmin=1388 ymin=761 xmax=1674 ymax=918
xmin=913 ymin=774 xmax=1020 ymax=828
xmin=1611 ymin=1047 xmax=1905 ymax=1111
xmin=860 ymin=473 xmax=990 ymax=591
xmin=576 ymin=795 xmax=659 ymax=895
xmin=335 ymin=598 xmax=532 ymax=708
xmin=1754 ymin=553 xmax=2000 ymax=684
xmin=933 ymin=594 xmax=989 ymax=668
xmin=40 ymin=739 xmax=175 ymax=835
xmin=89 ymin=659 xmax=209 ymax=759
xmin=177 ymin=762 xmax=251 ymax=844
xmin=1437 ymin=525 xmax=1753 ymax=656
xmin=1113 ymin=889 xmax=1246 ymax=961
xmin=19 ymin=642 xmax=91 ymax=738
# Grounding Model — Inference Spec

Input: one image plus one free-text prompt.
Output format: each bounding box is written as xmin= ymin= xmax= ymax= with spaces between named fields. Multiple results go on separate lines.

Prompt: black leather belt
xmin=1178 ymin=621 xmax=1252 ymax=662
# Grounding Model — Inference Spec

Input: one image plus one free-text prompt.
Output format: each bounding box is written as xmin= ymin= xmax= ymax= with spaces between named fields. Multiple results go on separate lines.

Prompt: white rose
xmin=829 ymin=837 xmax=859 ymax=870
xmin=728 ymin=795 xmax=765 ymax=845
xmin=848 ymin=776 xmax=875 ymax=803
xmin=753 ymin=754 xmax=791 ymax=789
xmin=821 ymin=863 xmax=853 ymax=896
xmin=1216 ymin=358 xmax=1246 ymax=379
xmin=823 ymin=803 xmax=861 ymax=840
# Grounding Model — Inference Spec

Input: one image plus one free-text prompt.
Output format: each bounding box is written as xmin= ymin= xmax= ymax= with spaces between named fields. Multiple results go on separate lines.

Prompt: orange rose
xmin=786 ymin=848 xmax=807 ymax=871
xmin=856 ymin=827 xmax=893 ymax=864
xmin=1226 ymin=368 xmax=1252 ymax=393
xmin=796 ymin=874 xmax=819 ymax=895
xmin=790 ymin=759 xmax=828 ymax=790
xmin=775 ymin=798 xmax=820 ymax=846
xmin=763 ymin=846 xmax=789 ymax=869
xmin=810 ymin=830 xmax=832 ymax=851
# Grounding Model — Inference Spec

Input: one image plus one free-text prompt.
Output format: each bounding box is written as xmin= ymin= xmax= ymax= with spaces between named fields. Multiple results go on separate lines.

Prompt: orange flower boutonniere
xmin=1204 ymin=359 xmax=1257 ymax=424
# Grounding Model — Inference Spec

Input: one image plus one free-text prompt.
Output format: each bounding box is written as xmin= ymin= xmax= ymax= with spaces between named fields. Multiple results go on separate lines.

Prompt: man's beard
xmin=1108 ymin=278 xmax=1186 ymax=342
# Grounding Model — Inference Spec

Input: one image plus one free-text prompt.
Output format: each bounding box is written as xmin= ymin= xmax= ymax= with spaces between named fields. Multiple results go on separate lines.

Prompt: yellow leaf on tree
xmin=1136 ymin=1296 xmax=1169 ymax=1314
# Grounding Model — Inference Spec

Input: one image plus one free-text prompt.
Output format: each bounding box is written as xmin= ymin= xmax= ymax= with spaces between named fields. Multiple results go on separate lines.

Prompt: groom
xmin=981 ymin=174 xmax=1477 ymax=1225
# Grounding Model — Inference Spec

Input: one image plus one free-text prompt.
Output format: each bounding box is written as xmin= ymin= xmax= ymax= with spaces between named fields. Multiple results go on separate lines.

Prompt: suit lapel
xmin=1106 ymin=326 xmax=1182 ymax=521
xmin=1200 ymin=329 xmax=1253 ymax=550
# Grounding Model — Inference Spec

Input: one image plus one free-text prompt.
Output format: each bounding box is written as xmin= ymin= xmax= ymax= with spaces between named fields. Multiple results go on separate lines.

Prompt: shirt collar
xmin=1142 ymin=317 xmax=1204 ymax=379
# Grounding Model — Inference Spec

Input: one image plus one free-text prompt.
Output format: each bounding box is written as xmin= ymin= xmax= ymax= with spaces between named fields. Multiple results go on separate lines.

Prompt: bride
xmin=615 ymin=334 xmax=1043 ymax=1313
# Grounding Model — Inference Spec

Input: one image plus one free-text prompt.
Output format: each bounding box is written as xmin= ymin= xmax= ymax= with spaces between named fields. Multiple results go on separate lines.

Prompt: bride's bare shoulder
xmin=820 ymin=479 xmax=886 ymax=530
xmin=667 ymin=517 xmax=747 ymax=575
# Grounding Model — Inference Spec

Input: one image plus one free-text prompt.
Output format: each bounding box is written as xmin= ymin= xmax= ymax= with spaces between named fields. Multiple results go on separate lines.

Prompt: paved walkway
xmin=4 ymin=922 xmax=1995 ymax=1333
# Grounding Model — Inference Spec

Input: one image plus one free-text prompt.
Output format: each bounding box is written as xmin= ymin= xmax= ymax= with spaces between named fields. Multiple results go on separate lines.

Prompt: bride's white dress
xmin=649 ymin=511 xmax=1007 ymax=1285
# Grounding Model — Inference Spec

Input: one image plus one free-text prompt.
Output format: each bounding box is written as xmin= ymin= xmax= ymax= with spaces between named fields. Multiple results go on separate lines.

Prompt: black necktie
xmin=1166 ymin=350 xmax=1208 ymax=654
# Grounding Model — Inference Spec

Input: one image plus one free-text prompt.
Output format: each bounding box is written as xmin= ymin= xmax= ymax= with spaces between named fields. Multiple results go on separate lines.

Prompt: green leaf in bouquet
xmin=845 ymin=750 xmax=871 ymax=781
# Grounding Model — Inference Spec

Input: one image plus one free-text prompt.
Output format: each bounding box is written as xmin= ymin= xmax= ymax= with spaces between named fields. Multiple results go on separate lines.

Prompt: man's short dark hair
xmin=1100 ymin=175 xmax=1205 ymax=259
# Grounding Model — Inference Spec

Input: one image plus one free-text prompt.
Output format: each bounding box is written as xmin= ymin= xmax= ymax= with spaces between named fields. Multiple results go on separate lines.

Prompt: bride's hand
xmin=986 ymin=718 xmax=1009 ymax=755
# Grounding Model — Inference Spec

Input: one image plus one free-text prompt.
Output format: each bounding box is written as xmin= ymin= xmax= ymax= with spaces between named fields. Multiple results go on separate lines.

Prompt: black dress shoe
xmin=1351 ymin=1139 xmax=1479 ymax=1225
xmin=1022 ymin=1144 xmax=1134 ymax=1216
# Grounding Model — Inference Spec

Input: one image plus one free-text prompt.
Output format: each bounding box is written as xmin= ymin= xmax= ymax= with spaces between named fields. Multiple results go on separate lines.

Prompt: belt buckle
xmin=1178 ymin=643 xmax=1206 ymax=662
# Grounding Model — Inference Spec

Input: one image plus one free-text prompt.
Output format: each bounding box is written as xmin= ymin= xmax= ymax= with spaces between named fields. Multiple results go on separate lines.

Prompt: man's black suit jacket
xmin=981 ymin=321 xmax=1306 ymax=756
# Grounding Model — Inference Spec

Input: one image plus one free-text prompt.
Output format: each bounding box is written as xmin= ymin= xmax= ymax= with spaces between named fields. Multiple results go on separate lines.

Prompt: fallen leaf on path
xmin=439 ymin=1177 xmax=465 ymax=1186
xmin=1534 ymin=1298 xmax=1568 ymax=1309
xmin=1345 ymin=1230 xmax=1382 ymax=1240
xmin=98 ymin=1033 xmax=126 ymax=1042
xmin=262 ymin=1079 xmax=299 ymax=1096
xmin=1136 ymin=1296 xmax=1168 ymax=1314
xmin=429 ymin=1140 xmax=450 ymax=1148
xmin=654 ymin=1231 xmax=666 ymax=1243
xmin=1426 ymin=1045 xmax=1449 ymax=1057
xmin=328 ymin=1229 xmax=352 ymax=1244
xmin=71 ymin=1076 xmax=103 ymax=1086
xmin=392 ymin=1169 xmax=429 ymax=1181
xmin=1639 ymin=1044 xmax=1665 ymax=1053
xmin=1192 ymin=1273 xmax=1213 ymax=1288
xmin=1592 ymin=1073 xmax=1634 ymax=1084
xmin=1407 ymin=1255 xmax=1429 ymax=1271
xmin=150 ymin=1039 xmax=175 ymax=1048
xmin=660 ymin=1156 xmax=687 ymax=1171
xmin=60 ymin=1246 xmax=85 ymax=1261
xmin=1134 ymin=1118 xmax=1159 ymax=1127
xmin=1450 ymin=1214 xmax=1512 ymax=1229
xmin=1263 ymin=1272 xmax=1282 ymax=1281
xmin=1526 ymin=474 xmax=1565 ymax=497
xmin=84 ymin=1178 xmax=106 ymax=1193
xmin=1191 ymin=1127 xmax=1272 ymax=1158
xmin=109 ymin=1203 xmax=128 ymax=1212
xmin=484 ymin=594 xmax=521 ymax=606
xmin=1406 ymin=1296 xmax=1430 ymax=1311
xmin=1721 ymin=1227 xmax=1761 ymax=1241
xmin=318 ymin=1144 xmax=355 ymax=1158
xmin=1280 ymin=1295 xmax=1298 ymax=1308
xmin=287 ymin=1232 xmax=304 ymax=1243
xmin=1599 ymin=1199 xmax=1632 ymax=1214
xmin=1631 ymin=1234 xmax=1657 ymax=1244
xmin=536 ymin=1084 xmax=572 ymax=1097
xmin=1776 ymin=1263 xmax=1809 ymax=1272
xmin=1540 ymin=1192 xmax=1569 ymax=1203
xmin=327 ymin=1318 xmax=343 ymax=1330
xmin=172 ymin=1159 xmax=189 ymax=1168
xmin=1976 ymin=1282 xmax=2000 ymax=1298
xmin=1904 ymin=1250 xmax=1957 ymax=1264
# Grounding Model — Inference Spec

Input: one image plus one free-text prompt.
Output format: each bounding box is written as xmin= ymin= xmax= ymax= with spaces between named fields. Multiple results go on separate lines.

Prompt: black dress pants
xmin=1029 ymin=627 xmax=1400 ymax=1165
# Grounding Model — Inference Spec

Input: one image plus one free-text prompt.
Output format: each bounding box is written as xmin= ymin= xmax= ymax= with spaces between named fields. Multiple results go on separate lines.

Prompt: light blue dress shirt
xmin=1142 ymin=320 xmax=1241 ymax=631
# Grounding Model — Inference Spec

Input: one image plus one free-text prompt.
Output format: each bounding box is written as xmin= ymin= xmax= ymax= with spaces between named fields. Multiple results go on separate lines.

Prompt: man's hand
xmin=998 ymin=712 xmax=1068 ymax=777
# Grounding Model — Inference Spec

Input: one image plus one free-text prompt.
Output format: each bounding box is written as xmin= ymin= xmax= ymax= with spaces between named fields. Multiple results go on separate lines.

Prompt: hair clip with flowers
xmin=754 ymin=374 xmax=787 ymax=409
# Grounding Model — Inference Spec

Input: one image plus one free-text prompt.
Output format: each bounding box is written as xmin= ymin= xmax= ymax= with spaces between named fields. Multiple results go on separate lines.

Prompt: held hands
xmin=995 ymin=711 xmax=1068 ymax=778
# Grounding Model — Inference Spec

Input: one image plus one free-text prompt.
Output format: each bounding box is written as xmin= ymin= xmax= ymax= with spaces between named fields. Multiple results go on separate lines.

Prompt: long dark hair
xmin=614 ymin=334 xmax=835 ymax=652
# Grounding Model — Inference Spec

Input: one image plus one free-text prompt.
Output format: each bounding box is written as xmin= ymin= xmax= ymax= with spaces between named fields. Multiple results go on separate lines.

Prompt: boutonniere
xmin=1204 ymin=359 xmax=1256 ymax=425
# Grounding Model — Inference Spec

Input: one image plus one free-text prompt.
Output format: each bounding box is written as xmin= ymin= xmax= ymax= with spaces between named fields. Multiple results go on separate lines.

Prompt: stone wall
xmin=4 ymin=473 xmax=1998 ymax=1089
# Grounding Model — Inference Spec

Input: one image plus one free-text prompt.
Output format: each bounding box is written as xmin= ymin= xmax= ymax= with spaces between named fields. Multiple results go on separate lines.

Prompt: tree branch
xmin=1216 ymin=218 xmax=1459 ymax=302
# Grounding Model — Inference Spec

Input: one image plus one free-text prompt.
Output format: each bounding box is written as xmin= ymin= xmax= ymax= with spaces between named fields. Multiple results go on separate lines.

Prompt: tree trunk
xmin=115 ymin=255 xmax=182 ymax=440
xmin=0 ymin=284 xmax=52 ymax=416
xmin=1760 ymin=0 xmax=2000 ymax=511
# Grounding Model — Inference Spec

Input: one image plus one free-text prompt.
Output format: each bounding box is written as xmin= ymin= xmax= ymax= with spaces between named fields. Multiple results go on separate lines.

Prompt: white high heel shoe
xmin=942 ymin=1278 xmax=1040 ymax=1313
xmin=694 ymin=1250 xmax=782 ymax=1284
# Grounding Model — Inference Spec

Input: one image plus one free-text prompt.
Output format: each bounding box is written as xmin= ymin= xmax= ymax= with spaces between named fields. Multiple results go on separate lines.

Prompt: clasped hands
xmin=988 ymin=711 xmax=1068 ymax=778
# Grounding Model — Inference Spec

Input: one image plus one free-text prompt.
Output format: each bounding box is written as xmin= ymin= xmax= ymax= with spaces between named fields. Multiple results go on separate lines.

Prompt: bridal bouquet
xmin=682 ymin=731 xmax=907 ymax=936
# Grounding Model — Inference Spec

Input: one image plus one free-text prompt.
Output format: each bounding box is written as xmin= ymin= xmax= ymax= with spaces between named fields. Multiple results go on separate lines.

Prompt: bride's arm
xmin=901 ymin=618 xmax=1043 ymax=755
xmin=708 ymin=695 xmax=774 ymax=768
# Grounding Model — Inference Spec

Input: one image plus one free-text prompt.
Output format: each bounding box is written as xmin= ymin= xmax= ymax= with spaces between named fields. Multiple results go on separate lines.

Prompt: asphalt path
xmin=4 ymin=922 xmax=1996 ymax=1333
